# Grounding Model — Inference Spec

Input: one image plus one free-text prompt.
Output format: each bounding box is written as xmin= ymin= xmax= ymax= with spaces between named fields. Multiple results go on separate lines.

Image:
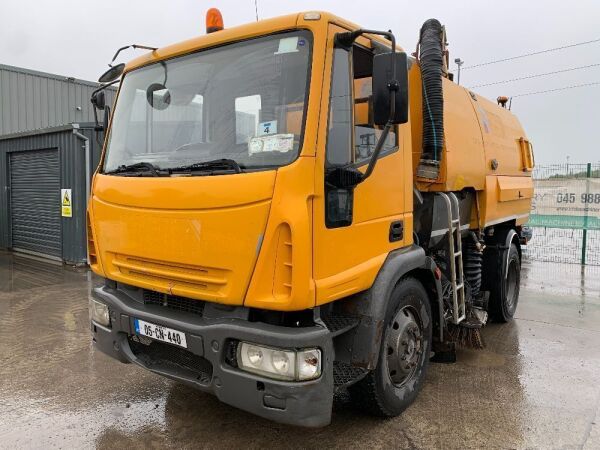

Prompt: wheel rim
xmin=385 ymin=306 xmax=423 ymax=386
xmin=505 ymin=259 xmax=519 ymax=313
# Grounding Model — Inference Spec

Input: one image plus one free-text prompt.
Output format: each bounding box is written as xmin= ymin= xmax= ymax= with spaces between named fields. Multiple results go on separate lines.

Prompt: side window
xmin=326 ymin=48 xmax=352 ymax=166
xmin=235 ymin=94 xmax=262 ymax=144
xmin=352 ymin=46 xmax=397 ymax=164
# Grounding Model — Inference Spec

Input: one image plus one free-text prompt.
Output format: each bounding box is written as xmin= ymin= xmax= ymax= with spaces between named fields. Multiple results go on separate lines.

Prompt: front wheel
xmin=349 ymin=277 xmax=432 ymax=417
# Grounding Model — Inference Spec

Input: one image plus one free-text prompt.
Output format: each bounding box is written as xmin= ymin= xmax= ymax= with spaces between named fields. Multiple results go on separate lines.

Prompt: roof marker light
xmin=206 ymin=8 xmax=224 ymax=33
xmin=303 ymin=12 xmax=321 ymax=21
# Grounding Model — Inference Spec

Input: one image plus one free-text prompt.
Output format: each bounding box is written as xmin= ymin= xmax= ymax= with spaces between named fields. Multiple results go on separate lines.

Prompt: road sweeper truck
xmin=88 ymin=10 xmax=534 ymax=427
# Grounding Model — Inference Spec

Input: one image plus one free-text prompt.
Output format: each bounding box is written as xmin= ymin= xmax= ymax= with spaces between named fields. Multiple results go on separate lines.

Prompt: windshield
xmin=103 ymin=31 xmax=312 ymax=174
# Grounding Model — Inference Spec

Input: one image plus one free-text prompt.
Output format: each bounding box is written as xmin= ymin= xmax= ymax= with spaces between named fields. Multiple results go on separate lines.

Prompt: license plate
xmin=134 ymin=319 xmax=187 ymax=348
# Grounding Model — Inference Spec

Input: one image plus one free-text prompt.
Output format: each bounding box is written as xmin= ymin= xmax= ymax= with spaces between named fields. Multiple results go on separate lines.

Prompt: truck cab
xmin=88 ymin=11 xmax=531 ymax=427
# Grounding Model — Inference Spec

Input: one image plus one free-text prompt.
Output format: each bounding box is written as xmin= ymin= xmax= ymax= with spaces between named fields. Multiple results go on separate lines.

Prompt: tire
xmin=489 ymin=243 xmax=520 ymax=322
xmin=349 ymin=277 xmax=432 ymax=417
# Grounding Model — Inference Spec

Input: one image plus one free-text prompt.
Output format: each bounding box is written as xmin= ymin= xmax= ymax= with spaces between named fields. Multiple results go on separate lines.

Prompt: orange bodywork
xmin=88 ymin=11 xmax=532 ymax=312
xmin=410 ymin=69 xmax=533 ymax=228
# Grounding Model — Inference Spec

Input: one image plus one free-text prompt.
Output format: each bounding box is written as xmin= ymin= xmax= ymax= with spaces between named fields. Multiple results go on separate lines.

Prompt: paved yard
xmin=0 ymin=250 xmax=599 ymax=449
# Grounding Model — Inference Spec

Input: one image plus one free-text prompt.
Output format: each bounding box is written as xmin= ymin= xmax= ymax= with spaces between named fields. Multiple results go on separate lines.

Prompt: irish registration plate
xmin=134 ymin=319 xmax=187 ymax=348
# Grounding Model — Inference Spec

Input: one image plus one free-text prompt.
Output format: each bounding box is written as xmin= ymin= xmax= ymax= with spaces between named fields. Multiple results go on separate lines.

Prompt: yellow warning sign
xmin=61 ymin=188 xmax=72 ymax=218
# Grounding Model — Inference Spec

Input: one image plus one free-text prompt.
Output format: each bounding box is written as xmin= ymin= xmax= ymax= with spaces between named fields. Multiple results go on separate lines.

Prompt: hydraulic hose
xmin=419 ymin=19 xmax=445 ymax=163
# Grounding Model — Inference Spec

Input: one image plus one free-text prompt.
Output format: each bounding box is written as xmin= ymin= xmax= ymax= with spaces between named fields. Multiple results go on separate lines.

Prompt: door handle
xmin=389 ymin=220 xmax=404 ymax=242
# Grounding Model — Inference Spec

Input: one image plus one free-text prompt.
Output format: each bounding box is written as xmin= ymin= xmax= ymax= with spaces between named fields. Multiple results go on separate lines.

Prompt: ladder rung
xmin=456 ymin=283 xmax=464 ymax=290
xmin=454 ymin=251 xmax=462 ymax=257
xmin=452 ymin=219 xmax=460 ymax=224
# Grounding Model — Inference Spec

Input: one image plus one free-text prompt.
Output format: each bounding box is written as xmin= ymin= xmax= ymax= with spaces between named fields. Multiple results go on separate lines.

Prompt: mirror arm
xmin=109 ymin=44 xmax=157 ymax=67
xmin=92 ymin=106 xmax=102 ymax=132
xmin=91 ymin=79 xmax=119 ymax=99
xmin=103 ymin=106 xmax=111 ymax=131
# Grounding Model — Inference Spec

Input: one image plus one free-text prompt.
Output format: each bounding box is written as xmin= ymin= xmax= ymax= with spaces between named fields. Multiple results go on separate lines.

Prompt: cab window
xmin=352 ymin=45 xmax=397 ymax=164
xmin=326 ymin=48 xmax=353 ymax=166
xmin=325 ymin=45 xmax=397 ymax=168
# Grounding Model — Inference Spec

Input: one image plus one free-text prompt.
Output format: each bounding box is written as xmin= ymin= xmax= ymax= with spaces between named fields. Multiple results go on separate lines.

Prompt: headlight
xmin=237 ymin=342 xmax=321 ymax=381
xmin=89 ymin=297 xmax=110 ymax=327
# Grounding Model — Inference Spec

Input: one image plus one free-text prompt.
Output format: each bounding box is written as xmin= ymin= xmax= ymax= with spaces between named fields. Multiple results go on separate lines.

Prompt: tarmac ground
xmin=0 ymin=250 xmax=599 ymax=449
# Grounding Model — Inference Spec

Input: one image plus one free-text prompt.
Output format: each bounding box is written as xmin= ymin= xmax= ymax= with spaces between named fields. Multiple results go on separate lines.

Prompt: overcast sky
xmin=1 ymin=0 xmax=599 ymax=164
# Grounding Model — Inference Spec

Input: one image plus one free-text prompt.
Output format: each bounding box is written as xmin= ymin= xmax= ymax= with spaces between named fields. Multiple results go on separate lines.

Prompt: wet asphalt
xmin=0 ymin=250 xmax=599 ymax=449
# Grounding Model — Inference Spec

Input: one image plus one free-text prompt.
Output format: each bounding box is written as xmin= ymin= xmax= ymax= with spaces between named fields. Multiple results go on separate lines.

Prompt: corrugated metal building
xmin=0 ymin=125 xmax=105 ymax=264
xmin=0 ymin=64 xmax=114 ymax=264
xmin=0 ymin=64 xmax=115 ymax=135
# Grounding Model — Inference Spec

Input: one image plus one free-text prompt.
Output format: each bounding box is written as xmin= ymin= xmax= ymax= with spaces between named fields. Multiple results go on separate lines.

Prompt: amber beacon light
xmin=206 ymin=8 xmax=224 ymax=33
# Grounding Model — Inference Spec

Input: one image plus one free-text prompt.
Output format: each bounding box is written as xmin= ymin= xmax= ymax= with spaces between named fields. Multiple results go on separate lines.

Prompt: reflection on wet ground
xmin=0 ymin=250 xmax=599 ymax=449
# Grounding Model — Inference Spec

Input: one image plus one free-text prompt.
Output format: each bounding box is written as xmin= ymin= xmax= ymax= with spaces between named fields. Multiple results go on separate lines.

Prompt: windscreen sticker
xmin=258 ymin=120 xmax=277 ymax=136
xmin=248 ymin=134 xmax=294 ymax=154
xmin=275 ymin=37 xmax=299 ymax=54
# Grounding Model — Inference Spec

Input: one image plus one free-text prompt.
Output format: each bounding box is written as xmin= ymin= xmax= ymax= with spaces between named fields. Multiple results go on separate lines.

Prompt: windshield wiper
xmin=104 ymin=162 xmax=164 ymax=177
xmin=168 ymin=159 xmax=243 ymax=175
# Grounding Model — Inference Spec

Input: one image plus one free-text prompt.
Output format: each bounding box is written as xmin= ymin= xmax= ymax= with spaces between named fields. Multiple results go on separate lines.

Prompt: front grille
xmin=143 ymin=289 xmax=205 ymax=316
xmin=110 ymin=253 xmax=229 ymax=296
xmin=128 ymin=336 xmax=213 ymax=384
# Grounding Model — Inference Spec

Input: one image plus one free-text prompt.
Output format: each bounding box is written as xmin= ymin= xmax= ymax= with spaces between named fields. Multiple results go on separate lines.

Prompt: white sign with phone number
xmin=529 ymin=178 xmax=600 ymax=229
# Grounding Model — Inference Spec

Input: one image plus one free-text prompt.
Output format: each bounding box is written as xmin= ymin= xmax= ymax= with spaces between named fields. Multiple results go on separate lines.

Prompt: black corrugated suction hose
xmin=419 ymin=19 xmax=444 ymax=162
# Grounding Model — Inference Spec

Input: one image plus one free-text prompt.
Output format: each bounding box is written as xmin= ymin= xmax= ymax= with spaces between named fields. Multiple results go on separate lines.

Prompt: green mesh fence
xmin=525 ymin=163 xmax=600 ymax=266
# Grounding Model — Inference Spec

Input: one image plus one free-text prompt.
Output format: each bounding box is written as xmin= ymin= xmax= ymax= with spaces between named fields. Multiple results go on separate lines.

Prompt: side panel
xmin=312 ymin=24 xmax=414 ymax=306
xmin=479 ymin=175 xmax=532 ymax=227
xmin=244 ymin=157 xmax=317 ymax=311
xmin=474 ymin=94 xmax=530 ymax=177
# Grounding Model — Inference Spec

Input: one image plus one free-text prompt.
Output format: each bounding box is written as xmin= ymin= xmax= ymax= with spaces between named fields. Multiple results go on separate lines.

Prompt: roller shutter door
xmin=9 ymin=149 xmax=61 ymax=258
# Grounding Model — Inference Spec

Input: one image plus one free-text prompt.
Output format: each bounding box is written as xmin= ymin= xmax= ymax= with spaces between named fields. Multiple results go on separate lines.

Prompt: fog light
xmin=89 ymin=297 xmax=110 ymax=327
xmin=237 ymin=342 xmax=321 ymax=381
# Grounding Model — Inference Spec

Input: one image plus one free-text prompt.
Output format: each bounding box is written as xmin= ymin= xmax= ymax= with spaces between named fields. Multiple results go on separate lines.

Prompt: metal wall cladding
xmin=9 ymin=149 xmax=61 ymax=258
xmin=0 ymin=64 xmax=117 ymax=136
xmin=0 ymin=125 xmax=104 ymax=264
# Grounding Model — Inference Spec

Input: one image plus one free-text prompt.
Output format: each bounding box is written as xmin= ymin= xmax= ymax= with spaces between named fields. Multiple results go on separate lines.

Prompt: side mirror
xmin=372 ymin=51 xmax=409 ymax=125
xmin=98 ymin=63 xmax=125 ymax=83
xmin=91 ymin=90 xmax=106 ymax=110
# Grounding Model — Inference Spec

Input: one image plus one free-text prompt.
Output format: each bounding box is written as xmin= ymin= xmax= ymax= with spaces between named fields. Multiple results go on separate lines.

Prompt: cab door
xmin=313 ymin=24 xmax=413 ymax=305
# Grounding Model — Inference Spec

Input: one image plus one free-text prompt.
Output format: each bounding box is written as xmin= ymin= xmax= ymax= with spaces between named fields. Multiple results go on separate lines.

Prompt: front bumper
xmin=90 ymin=285 xmax=334 ymax=427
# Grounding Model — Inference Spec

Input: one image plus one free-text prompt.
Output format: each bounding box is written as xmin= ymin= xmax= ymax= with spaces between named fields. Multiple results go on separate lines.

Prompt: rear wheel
xmin=349 ymin=277 xmax=432 ymax=417
xmin=489 ymin=242 xmax=520 ymax=322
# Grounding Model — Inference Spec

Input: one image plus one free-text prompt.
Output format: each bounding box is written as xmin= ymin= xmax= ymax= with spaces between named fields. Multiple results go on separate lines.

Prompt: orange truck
xmin=88 ymin=10 xmax=533 ymax=426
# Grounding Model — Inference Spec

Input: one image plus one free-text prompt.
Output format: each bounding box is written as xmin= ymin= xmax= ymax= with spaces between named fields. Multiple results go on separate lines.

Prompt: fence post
xmin=581 ymin=162 xmax=592 ymax=265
